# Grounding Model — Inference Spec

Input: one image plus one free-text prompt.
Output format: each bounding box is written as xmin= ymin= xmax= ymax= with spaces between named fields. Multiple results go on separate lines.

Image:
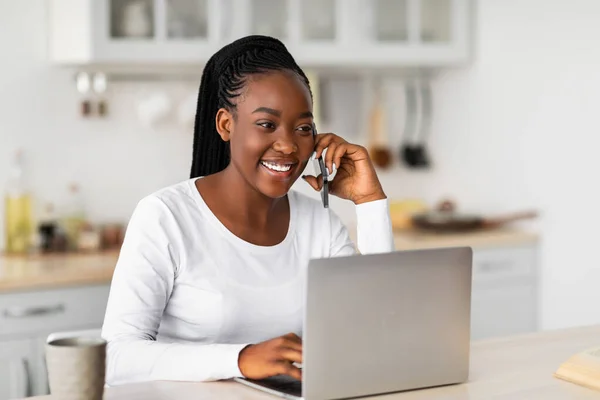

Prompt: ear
xmin=215 ymin=108 xmax=234 ymax=142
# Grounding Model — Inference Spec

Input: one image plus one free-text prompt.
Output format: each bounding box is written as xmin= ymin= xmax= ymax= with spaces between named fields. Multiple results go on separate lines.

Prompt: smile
xmin=260 ymin=161 xmax=294 ymax=172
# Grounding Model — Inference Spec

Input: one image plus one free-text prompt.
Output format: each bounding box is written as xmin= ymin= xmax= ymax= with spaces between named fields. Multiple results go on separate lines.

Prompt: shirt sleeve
xmin=329 ymin=198 xmax=395 ymax=256
xmin=101 ymin=196 xmax=248 ymax=386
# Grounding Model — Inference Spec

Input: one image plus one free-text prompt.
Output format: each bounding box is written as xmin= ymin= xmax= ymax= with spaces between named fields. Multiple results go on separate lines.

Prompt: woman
xmin=101 ymin=35 xmax=394 ymax=386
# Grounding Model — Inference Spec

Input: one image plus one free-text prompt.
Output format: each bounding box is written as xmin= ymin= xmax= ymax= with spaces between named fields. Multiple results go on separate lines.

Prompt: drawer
xmin=472 ymin=246 xmax=537 ymax=284
xmin=0 ymin=284 xmax=110 ymax=338
xmin=471 ymin=281 xmax=538 ymax=340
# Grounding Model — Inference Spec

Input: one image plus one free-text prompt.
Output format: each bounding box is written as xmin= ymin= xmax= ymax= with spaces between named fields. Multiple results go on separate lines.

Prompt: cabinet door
xmin=106 ymin=0 xmax=212 ymax=41
xmin=297 ymin=0 xmax=338 ymax=42
xmin=369 ymin=0 xmax=410 ymax=42
xmin=363 ymin=0 xmax=462 ymax=43
xmin=472 ymin=246 xmax=537 ymax=285
xmin=470 ymin=282 xmax=538 ymax=341
xmin=0 ymin=339 xmax=34 ymax=400
xmin=165 ymin=0 xmax=210 ymax=39
xmin=352 ymin=0 xmax=469 ymax=65
xmin=0 ymin=285 xmax=110 ymax=338
xmin=90 ymin=0 xmax=218 ymax=63
xmin=247 ymin=0 xmax=290 ymax=39
xmin=420 ymin=0 xmax=453 ymax=43
xmin=50 ymin=0 xmax=470 ymax=67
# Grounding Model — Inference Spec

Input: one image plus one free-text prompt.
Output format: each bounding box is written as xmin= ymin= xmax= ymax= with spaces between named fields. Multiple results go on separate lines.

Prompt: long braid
xmin=190 ymin=35 xmax=312 ymax=178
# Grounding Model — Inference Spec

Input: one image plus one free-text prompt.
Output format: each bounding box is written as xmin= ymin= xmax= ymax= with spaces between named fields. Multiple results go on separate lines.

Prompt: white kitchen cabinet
xmin=393 ymin=231 xmax=540 ymax=341
xmin=0 ymin=284 xmax=110 ymax=399
xmin=48 ymin=0 xmax=471 ymax=69
xmin=471 ymin=282 xmax=537 ymax=340
xmin=0 ymin=339 xmax=35 ymax=399
xmin=49 ymin=0 xmax=217 ymax=66
xmin=470 ymin=245 xmax=539 ymax=340
xmin=0 ymin=285 xmax=110 ymax=338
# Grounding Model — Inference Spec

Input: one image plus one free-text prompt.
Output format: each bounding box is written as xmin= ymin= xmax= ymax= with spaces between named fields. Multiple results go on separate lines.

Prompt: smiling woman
xmin=208 ymin=69 xmax=316 ymax=199
xmin=100 ymin=35 xmax=394 ymax=386
xmin=252 ymin=105 xmax=313 ymax=180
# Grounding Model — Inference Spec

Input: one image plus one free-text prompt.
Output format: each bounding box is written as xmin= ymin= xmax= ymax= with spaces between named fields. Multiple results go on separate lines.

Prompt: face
xmin=215 ymin=70 xmax=314 ymax=199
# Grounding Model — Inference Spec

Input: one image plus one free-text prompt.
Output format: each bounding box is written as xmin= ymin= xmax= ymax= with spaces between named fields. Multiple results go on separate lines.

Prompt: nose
xmin=272 ymin=132 xmax=298 ymax=155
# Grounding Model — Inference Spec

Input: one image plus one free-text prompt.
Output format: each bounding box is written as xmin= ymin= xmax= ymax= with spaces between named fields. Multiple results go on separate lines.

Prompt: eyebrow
xmin=251 ymin=107 xmax=314 ymax=120
xmin=252 ymin=107 xmax=281 ymax=117
xmin=298 ymin=111 xmax=314 ymax=119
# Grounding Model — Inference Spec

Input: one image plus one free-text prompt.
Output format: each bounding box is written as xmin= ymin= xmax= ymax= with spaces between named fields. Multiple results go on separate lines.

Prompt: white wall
xmin=426 ymin=0 xmax=600 ymax=331
xmin=2 ymin=0 xmax=600 ymax=331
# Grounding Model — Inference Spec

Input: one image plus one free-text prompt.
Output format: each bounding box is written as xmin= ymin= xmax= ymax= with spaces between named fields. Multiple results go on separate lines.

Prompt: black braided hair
xmin=190 ymin=35 xmax=313 ymax=178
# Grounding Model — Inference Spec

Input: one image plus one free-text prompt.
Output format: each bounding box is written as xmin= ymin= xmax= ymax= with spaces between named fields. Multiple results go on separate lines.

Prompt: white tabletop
xmin=31 ymin=325 xmax=600 ymax=399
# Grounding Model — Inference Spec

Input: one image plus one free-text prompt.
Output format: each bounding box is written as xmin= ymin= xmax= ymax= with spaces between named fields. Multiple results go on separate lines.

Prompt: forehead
xmin=236 ymin=70 xmax=312 ymax=113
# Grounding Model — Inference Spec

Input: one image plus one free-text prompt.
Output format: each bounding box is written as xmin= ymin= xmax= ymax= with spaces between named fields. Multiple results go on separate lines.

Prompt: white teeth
xmin=261 ymin=161 xmax=292 ymax=172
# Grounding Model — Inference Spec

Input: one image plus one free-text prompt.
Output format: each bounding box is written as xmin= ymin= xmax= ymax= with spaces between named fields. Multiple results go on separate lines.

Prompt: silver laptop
xmin=234 ymin=247 xmax=473 ymax=400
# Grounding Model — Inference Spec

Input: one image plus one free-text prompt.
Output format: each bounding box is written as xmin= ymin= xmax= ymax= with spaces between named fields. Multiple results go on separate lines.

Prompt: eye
xmin=257 ymin=121 xmax=276 ymax=130
xmin=296 ymin=125 xmax=313 ymax=136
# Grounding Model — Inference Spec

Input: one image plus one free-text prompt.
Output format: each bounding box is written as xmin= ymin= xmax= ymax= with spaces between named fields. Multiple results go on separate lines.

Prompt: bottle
xmin=37 ymin=202 xmax=58 ymax=253
xmin=77 ymin=222 xmax=101 ymax=253
xmin=4 ymin=149 xmax=34 ymax=254
xmin=61 ymin=183 xmax=86 ymax=251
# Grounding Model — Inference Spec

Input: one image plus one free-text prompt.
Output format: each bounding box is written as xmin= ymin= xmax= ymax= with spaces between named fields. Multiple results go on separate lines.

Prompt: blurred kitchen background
xmin=2 ymin=0 xmax=600 ymax=397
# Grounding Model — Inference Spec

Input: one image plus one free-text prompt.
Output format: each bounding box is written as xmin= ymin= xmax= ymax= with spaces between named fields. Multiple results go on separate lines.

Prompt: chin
xmin=255 ymin=162 xmax=301 ymax=199
xmin=256 ymin=180 xmax=295 ymax=199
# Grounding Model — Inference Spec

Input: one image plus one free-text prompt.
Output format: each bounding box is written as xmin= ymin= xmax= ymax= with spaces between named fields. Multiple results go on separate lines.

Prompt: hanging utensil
xmin=368 ymin=77 xmax=392 ymax=169
xmin=92 ymin=72 xmax=108 ymax=117
xmin=411 ymin=77 xmax=432 ymax=168
xmin=76 ymin=72 xmax=91 ymax=117
xmin=400 ymin=79 xmax=419 ymax=167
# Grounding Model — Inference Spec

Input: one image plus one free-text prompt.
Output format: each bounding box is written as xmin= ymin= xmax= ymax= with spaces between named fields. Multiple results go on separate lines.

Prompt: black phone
xmin=312 ymin=124 xmax=329 ymax=208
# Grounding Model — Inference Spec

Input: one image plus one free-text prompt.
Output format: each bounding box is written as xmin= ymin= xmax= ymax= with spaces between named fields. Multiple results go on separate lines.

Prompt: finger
xmin=284 ymin=333 xmax=303 ymax=345
xmin=324 ymin=142 xmax=339 ymax=174
xmin=331 ymin=143 xmax=348 ymax=175
xmin=343 ymin=143 xmax=370 ymax=163
xmin=279 ymin=348 xmax=303 ymax=364
xmin=282 ymin=333 xmax=303 ymax=352
xmin=314 ymin=133 xmax=342 ymax=159
xmin=277 ymin=362 xmax=303 ymax=381
xmin=301 ymin=175 xmax=323 ymax=192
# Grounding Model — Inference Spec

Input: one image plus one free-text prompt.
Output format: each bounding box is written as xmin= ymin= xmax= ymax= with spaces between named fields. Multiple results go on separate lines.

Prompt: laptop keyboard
xmin=246 ymin=375 xmax=302 ymax=397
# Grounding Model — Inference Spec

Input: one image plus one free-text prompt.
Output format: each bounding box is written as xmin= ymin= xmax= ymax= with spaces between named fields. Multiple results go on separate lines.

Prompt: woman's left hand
xmin=302 ymin=133 xmax=386 ymax=205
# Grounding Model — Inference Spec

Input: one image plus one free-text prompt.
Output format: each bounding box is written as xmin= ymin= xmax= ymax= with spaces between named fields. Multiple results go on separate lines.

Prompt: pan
xmin=411 ymin=210 xmax=538 ymax=233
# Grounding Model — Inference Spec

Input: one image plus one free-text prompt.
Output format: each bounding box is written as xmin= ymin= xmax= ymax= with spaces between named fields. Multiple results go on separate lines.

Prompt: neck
xmin=211 ymin=164 xmax=287 ymax=229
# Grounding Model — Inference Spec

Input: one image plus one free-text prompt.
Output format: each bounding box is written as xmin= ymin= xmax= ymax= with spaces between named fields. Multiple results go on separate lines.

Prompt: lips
xmin=259 ymin=159 xmax=298 ymax=180
xmin=261 ymin=160 xmax=293 ymax=172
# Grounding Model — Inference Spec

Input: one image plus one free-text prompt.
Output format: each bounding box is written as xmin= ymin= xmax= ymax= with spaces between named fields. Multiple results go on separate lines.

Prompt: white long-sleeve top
xmin=101 ymin=178 xmax=394 ymax=386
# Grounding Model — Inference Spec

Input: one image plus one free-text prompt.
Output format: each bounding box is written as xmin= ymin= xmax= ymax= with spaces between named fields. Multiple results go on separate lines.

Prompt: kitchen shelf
xmin=48 ymin=0 xmax=472 ymax=71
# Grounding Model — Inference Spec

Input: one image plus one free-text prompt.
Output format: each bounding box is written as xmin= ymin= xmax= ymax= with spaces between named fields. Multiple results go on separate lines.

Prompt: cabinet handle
xmin=9 ymin=357 xmax=29 ymax=398
xmin=477 ymin=260 xmax=514 ymax=273
xmin=3 ymin=304 xmax=65 ymax=318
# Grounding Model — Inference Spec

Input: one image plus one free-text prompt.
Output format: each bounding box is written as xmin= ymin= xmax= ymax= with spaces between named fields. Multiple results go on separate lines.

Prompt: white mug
xmin=46 ymin=337 xmax=106 ymax=400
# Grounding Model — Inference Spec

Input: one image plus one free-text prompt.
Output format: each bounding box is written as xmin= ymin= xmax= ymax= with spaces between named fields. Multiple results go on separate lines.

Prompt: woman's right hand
xmin=238 ymin=332 xmax=303 ymax=380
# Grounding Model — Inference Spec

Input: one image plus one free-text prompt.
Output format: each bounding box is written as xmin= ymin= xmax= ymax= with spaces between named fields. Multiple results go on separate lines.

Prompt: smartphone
xmin=312 ymin=124 xmax=329 ymax=208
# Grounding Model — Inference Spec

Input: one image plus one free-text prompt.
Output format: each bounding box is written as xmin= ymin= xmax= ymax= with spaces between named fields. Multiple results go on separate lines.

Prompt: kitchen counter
xmin=394 ymin=228 xmax=539 ymax=250
xmin=0 ymin=229 xmax=538 ymax=292
xmin=0 ymin=251 xmax=118 ymax=292
xmin=28 ymin=325 xmax=600 ymax=399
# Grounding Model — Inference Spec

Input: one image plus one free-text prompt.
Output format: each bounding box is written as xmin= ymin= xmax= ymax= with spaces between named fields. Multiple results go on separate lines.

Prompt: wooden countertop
xmin=0 ymin=251 xmax=119 ymax=293
xmin=29 ymin=325 xmax=600 ymax=399
xmin=394 ymin=228 xmax=539 ymax=251
xmin=0 ymin=229 xmax=538 ymax=293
